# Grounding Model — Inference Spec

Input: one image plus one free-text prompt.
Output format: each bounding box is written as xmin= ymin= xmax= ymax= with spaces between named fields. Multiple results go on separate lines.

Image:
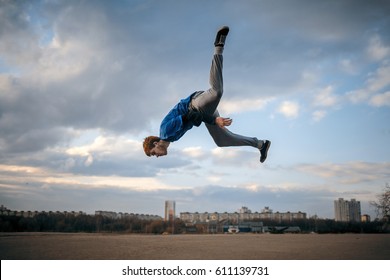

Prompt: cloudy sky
xmin=1 ymin=0 xmax=389 ymax=219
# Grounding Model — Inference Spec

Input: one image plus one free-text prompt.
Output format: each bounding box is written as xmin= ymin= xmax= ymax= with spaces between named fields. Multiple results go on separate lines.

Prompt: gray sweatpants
xmin=190 ymin=54 xmax=261 ymax=148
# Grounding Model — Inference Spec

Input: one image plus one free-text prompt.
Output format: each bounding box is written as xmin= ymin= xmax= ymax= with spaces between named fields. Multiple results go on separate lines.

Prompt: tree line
xmin=0 ymin=212 xmax=387 ymax=234
xmin=0 ymin=213 xmax=171 ymax=234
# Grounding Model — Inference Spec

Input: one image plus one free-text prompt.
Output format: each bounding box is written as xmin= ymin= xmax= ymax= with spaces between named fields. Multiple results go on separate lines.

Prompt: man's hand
xmin=215 ymin=117 xmax=232 ymax=128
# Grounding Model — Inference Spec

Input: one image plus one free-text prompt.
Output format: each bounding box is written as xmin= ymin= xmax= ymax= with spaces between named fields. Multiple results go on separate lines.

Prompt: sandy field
xmin=0 ymin=232 xmax=389 ymax=260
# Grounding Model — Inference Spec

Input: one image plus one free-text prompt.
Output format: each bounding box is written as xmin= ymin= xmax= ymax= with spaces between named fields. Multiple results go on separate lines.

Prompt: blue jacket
xmin=159 ymin=91 xmax=215 ymax=142
xmin=159 ymin=93 xmax=194 ymax=142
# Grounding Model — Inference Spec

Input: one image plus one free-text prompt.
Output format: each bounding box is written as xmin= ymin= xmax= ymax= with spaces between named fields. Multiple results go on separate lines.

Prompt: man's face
xmin=150 ymin=141 xmax=168 ymax=157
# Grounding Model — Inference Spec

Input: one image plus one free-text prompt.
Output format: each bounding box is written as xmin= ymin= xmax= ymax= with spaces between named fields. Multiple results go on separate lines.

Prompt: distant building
xmin=0 ymin=208 xmax=85 ymax=218
xmin=0 ymin=205 xmax=161 ymax=220
xmin=94 ymin=210 xmax=161 ymax=220
xmin=334 ymin=198 xmax=361 ymax=222
xmin=165 ymin=200 xmax=176 ymax=222
xmin=223 ymin=222 xmax=264 ymax=233
xmin=180 ymin=206 xmax=306 ymax=223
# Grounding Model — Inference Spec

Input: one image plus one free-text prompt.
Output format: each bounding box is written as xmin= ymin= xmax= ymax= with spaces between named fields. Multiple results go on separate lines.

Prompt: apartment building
xmin=180 ymin=206 xmax=307 ymax=223
xmin=334 ymin=198 xmax=361 ymax=222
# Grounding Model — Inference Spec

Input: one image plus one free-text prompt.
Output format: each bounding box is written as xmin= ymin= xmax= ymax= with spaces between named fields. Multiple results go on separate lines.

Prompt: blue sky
xmin=1 ymin=0 xmax=389 ymax=219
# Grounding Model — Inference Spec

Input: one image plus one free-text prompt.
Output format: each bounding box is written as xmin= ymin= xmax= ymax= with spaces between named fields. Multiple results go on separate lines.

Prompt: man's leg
xmin=205 ymin=111 xmax=271 ymax=163
xmin=192 ymin=27 xmax=271 ymax=162
xmin=205 ymin=110 xmax=262 ymax=148
xmin=190 ymin=53 xmax=223 ymax=115
xmin=190 ymin=26 xmax=229 ymax=115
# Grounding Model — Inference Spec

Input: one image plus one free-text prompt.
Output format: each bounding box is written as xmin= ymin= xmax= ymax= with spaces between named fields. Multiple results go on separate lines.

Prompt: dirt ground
xmin=0 ymin=232 xmax=389 ymax=260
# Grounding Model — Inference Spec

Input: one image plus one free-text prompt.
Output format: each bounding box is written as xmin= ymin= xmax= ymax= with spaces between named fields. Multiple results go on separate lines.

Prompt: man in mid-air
xmin=143 ymin=26 xmax=271 ymax=163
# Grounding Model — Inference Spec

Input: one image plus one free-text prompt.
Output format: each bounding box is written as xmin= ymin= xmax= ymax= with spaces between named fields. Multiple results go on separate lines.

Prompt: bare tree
xmin=370 ymin=183 xmax=390 ymax=221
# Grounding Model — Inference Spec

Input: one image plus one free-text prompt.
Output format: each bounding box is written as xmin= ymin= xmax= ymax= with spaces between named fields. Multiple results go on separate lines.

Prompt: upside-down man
xmin=143 ymin=26 xmax=271 ymax=163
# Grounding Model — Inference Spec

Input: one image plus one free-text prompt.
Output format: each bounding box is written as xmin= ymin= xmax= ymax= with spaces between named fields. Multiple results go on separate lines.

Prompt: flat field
xmin=0 ymin=232 xmax=389 ymax=260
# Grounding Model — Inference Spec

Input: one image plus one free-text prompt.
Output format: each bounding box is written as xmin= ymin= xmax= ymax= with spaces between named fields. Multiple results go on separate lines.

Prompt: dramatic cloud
xmin=1 ymin=0 xmax=389 ymax=218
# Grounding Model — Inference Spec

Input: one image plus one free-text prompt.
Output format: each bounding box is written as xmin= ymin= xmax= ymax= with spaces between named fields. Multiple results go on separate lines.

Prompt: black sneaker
xmin=214 ymin=26 xmax=229 ymax=47
xmin=259 ymin=140 xmax=271 ymax=163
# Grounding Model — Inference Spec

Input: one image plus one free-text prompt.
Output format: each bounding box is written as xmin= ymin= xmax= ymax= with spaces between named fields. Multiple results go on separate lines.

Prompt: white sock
xmin=258 ymin=140 xmax=264 ymax=149
xmin=214 ymin=46 xmax=224 ymax=55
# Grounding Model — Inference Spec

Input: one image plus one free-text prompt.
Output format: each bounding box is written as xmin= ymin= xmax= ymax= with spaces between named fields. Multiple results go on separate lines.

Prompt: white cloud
xmin=212 ymin=147 xmax=240 ymax=160
xmin=296 ymin=161 xmax=390 ymax=185
xmin=310 ymin=86 xmax=339 ymax=122
xmin=0 ymin=162 xmax=186 ymax=192
xmin=347 ymin=63 xmax=390 ymax=104
xmin=0 ymin=76 xmax=14 ymax=95
xmin=182 ymin=146 xmax=205 ymax=159
xmin=219 ymin=97 xmax=274 ymax=115
xmin=339 ymin=59 xmax=358 ymax=75
xmin=66 ymin=135 xmax=141 ymax=158
xmin=84 ymin=154 xmax=94 ymax=167
xmin=313 ymin=86 xmax=339 ymax=107
xmin=347 ymin=88 xmax=370 ymax=104
xmin=0 ymin=164 xmax=45 ymax=175
xmin=277 ymin=101 xmax=300 ymax=119
xmin=34 ymin=35 xmax=93 ymax=83
xmin=366 ymin=64 xmax=390 ymax=93
xmin=207 ymin=175 xmax=222 ymax=183
xmin=369 ymin=91 xmax=390 ymax=107
xmin=312 ymin=110 xmax=327 ymax=122
xmin=367 ymin=34 xmax=390 ymax=62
